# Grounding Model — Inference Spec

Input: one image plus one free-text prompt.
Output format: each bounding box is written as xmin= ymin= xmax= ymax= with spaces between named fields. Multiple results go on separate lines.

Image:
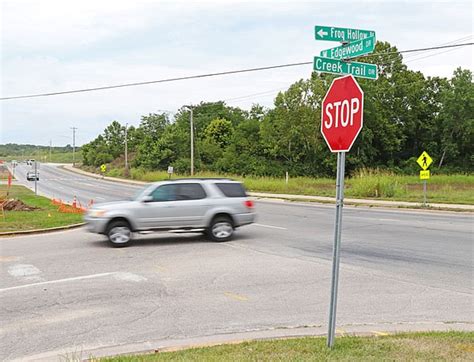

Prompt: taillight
xmin=244 ymin=200 xmax=254 ymax=209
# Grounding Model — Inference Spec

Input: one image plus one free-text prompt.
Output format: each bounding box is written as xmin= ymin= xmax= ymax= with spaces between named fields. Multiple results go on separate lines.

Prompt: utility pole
xmin=190 ymin=108 xmax=194 ymax=176
xmin=124 ymin=123 xmax=129 ymax=176
xmin=49 ymin=140 xmax=52 ymax=163
xmin=34 ymin=160 xmax=38 ymax=195
xmin=183 ymin=106 xmax=194 ymax=175
xmin=71 ymin=127 xmax=77 ymax=167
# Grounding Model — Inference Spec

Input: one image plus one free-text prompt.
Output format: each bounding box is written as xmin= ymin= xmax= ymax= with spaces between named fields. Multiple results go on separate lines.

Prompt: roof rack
xmin=166 ymin=177 xmax=235 ymax=181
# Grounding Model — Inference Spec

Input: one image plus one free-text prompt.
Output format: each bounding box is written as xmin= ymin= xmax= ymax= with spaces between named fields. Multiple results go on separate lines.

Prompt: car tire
xmin=207 ymin=216 xmax=234 ymax=242
xmin=106 ymin=220 xmax=133 ymax=247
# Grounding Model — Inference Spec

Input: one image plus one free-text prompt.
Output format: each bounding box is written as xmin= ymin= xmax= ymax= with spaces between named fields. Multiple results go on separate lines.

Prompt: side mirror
xmin=141 ymin=195 xmax=153 ymax=203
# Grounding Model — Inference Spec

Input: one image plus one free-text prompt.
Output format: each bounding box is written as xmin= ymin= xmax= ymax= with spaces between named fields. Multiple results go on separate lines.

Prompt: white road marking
xmin=113 ymin=272 xmax=147 ymax=282
xmin=252 ymin=223 xmax=287 ymax=230
xmin=7 ymin=264 xmax=41 ymax=277
xmin=8 ymin=264 xmax=44 ymax=282
xmin=0 ymin=272 xmax=146 ymax=293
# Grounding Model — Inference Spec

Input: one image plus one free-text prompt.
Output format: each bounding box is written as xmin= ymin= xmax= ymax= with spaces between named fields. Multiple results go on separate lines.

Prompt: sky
xmin=1 ymin=0 xmax=472 ymax=146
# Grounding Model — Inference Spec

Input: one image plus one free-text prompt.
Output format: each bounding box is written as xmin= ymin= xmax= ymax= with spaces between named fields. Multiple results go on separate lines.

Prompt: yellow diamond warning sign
xmin=420 ymin=170 xmax=430 ymax=180
xmin=416 ymin=151 xmax=432 ymax=170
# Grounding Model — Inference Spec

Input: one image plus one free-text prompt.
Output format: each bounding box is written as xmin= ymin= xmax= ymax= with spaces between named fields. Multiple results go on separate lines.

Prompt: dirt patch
xmin=1 ymin=199 xmax=40 ymax=211
xmin=0 ymin=165 xmax=10 ymax=180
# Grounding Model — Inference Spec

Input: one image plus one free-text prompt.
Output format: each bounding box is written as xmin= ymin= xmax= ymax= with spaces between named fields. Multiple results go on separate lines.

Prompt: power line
xmin=1 ymin=62 xmax=311 ymax=101
xmin=402 ymin=35 xmax=472 ymax=61
xmin=361 ymin=42 xmax=472 ymax=59
xmin=406 ymin=46 xmax=467 ymax=63
xmin=1 ymin=42 xmax=472 ymax=101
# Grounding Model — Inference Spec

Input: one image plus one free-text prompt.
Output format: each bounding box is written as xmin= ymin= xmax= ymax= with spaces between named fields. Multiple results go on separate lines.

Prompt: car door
xmin=172 ymin=183 xmax=210 ymax=227
xmin=135 ymin=184 xmax=179 ymax=229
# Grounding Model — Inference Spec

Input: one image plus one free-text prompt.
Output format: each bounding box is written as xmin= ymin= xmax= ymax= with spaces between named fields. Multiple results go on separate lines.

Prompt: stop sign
xmin=321 ymin=74 xmax=364 ymax=152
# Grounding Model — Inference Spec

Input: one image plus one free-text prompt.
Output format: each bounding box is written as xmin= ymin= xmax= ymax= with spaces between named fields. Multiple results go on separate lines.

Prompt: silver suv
xmin=84 ymin=179 xmax=256 ymax=247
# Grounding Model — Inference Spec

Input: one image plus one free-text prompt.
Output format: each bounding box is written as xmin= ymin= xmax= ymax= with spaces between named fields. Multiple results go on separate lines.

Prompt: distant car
xmin=26 ymin=171 xmax=39 ymax=181
xmin=85 ymin=178 xmax=256 ymax=247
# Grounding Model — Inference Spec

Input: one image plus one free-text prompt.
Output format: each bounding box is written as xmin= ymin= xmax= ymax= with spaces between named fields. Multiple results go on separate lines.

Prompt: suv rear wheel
xmin=207 ymin=216 xmax=233 ymax=242
xmin=106 ymin=220 xmax=132 ymax=247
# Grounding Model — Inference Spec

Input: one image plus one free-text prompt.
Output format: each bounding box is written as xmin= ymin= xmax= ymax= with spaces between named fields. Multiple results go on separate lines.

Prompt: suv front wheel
xmin=207 ymin=216 xmax=234 ymax=242
xmin=106 ymin=220 xmax=132 ymax=247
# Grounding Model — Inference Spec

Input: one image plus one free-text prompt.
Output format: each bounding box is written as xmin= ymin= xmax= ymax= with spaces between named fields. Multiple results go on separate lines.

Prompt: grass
xmin=0 ymin=185 xmax=83 ymax=232
xmin=4 ymin=151 xmax=82 ymax=163
xmin=99 ymin=331 xmax=474 ymax=361
xmin=84 ymin=165 xmax=474 ymax=205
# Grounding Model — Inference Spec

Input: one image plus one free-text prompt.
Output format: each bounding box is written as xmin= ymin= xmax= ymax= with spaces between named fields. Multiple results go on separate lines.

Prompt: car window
xmin=150 ymin=184 xmax=176 ymax=202
xmin=215 ymin=183 xmax=247 ymax=197
xmin=132 ymin=184 xmax=154 ymax=201
xmin=176 ymin=183 xmax=207 ymax=200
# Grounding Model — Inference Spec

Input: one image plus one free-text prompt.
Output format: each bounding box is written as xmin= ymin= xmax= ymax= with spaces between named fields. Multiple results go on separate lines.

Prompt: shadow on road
xmin=88 ymin=231 xmax=250 ymax=248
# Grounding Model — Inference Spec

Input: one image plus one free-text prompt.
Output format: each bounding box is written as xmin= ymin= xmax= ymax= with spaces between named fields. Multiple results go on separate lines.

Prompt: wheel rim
xmin=109 ymin=226 xmax=131 ymax=243
xmin=212 ymin=222 xmax=233 ymax=239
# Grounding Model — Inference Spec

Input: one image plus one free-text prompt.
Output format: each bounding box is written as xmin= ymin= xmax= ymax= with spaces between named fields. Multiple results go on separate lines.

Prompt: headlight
xmin=89 ymin=209 xmax=107 ymax=217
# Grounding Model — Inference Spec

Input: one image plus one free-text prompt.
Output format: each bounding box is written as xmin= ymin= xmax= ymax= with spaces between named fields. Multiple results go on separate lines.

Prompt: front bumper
xmin=83 ymin=216 xmax=109 ymax=234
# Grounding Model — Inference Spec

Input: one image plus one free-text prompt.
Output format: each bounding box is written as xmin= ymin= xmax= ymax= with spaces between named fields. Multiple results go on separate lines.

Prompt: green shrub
xmin=350 ymin=168 xmax=404 ymax=198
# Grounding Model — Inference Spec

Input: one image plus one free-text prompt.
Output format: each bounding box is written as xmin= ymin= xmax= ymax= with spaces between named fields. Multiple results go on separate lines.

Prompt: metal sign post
xmin=327 ymin=151 xmax=345 ymax=348
xmin=316 ymin=26 xmax=369 ymax=347
xmin=423 ymin=179 xmax=427 ymax=206
xmin=34 ymin=161 xmax=38 ymax=195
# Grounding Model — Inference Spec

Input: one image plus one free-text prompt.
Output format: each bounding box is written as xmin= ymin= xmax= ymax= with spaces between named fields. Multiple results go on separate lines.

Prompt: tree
xmin=437 ymin=68 xmax=473 ymax=170
xmin=103 ymin=121 xmax=125 ymax=159
xmin=134 ymin=113 xmax=171 ymax=169
xmin=204 ymin=118 xmax=234 ymax=148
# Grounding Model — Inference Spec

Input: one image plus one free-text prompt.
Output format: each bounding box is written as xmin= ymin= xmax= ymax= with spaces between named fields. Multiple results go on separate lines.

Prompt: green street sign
xmin=315 ymin=25 xmax=375 ymax=43
xmin=320 ymin=36 xmax=376 ymax=60
xmin=313 ymin=56 xmax=378 ymax=80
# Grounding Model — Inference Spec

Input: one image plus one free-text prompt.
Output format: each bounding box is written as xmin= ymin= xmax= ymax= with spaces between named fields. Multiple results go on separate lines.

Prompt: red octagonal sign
xmin=321 ymin=74 xmax=364 ymax=152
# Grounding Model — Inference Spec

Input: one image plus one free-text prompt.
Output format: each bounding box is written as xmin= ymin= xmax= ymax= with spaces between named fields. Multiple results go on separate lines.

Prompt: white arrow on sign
xmin=317 ymin=29 xmax=328 ymax=38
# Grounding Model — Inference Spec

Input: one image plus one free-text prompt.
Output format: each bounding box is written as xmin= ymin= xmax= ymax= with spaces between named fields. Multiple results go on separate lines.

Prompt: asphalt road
xmin=1 ymin=163 xmax=473 ymax=360
xmin=12 ymin=163 xmax=141 ymax=206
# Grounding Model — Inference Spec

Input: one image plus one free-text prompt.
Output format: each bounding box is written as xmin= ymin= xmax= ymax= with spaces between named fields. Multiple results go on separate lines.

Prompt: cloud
xmin=1 ymin=0 xmax=472 ymax=145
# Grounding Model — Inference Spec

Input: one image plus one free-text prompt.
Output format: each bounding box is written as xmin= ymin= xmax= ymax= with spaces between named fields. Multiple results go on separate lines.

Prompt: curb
xmin=0 ymin=222 xmax=85 ymax=237
xmin=61 ymin=165 xmax=147 ymax=186
xmin=250 ymin=194 xmax=474 ymax=212
xmin=16 ymin=321 xmax=473 ymax=361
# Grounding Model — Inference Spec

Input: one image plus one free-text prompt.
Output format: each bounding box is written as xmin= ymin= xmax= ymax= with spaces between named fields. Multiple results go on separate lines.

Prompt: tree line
xmin=81 ymin=41 xmax=473 ymax=176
